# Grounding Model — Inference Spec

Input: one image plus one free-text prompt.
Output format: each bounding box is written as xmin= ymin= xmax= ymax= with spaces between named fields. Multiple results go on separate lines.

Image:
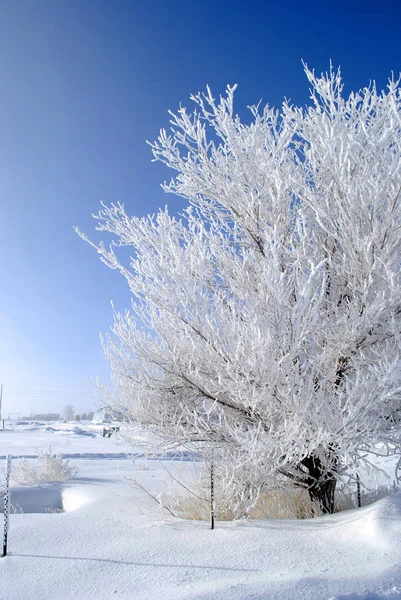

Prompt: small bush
xmin=166 ymin=469 xmax=322 ymax=521
xmin=11 ymin=447 xmax=78 ymax=485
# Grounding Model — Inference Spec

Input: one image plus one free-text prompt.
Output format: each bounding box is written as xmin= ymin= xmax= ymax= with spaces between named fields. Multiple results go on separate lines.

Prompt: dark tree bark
xmin=298 ymin=452 xmax=338 ymax=514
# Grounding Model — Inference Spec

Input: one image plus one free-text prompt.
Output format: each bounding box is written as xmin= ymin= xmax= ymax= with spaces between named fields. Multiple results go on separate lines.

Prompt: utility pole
xmin=0 ymin=384 xmax=3 ymax=423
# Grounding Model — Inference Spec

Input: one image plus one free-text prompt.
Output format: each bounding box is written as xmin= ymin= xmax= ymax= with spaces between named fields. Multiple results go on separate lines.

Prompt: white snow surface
xmin=1 ymin=422 xmax=401 ymax=600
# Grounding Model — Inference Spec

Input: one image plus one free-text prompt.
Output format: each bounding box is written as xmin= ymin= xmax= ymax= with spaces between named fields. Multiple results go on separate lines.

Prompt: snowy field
xmin=1 ymin=422 xmax=401 ymax=600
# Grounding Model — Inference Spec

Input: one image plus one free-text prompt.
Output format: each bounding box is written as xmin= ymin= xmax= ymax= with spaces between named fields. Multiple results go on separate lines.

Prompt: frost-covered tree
xmin=78 ymin=65 xmax=401 ymax=514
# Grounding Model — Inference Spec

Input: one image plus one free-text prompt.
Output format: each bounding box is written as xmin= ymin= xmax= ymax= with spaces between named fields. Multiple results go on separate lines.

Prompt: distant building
xmin=21 ymin=413 xmax=61 ymax=421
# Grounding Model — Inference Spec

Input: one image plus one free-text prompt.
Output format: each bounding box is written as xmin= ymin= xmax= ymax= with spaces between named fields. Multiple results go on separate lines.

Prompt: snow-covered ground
xmin=1 ymin=421 xmax=401 ymax=600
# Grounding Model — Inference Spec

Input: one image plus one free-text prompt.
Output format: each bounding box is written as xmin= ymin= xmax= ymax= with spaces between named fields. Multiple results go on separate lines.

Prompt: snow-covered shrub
xmin=11 ymin=447 xmax=78 ymax=485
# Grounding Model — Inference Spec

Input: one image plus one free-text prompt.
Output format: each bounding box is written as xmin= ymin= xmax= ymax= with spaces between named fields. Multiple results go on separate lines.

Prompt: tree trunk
xmin=298 ymin=452 xmax=338 ymax=514
xmin=308 ymin=473 xmax=337 ymax=514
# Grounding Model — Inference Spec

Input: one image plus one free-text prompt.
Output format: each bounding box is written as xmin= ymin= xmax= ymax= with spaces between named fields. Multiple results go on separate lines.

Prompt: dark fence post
xmin=210 ymin=450 xmax=215 ymax=530
xmin=356 ymin=473 xmax=361 ymax=508
xmin=2 ymin=454 xmax=12 ymax=557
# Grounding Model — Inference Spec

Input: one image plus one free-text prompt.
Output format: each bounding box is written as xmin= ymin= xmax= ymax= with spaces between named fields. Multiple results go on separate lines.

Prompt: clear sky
xmin=1 ymin=0 xmax=401 ymax=416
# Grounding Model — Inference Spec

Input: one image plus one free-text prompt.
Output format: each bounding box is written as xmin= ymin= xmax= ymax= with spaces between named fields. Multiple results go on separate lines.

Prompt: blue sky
xmin=1 ymin=0 xmax=400 ymax=415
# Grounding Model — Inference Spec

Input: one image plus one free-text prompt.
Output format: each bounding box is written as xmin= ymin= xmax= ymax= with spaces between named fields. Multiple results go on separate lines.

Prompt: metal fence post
xmin=356 ymin=473 xmax=361 ymax=508
xmin=2 ymin=454 xmax=12 ymax=557
xmin=210 ymin=450 xmax=215 ymax=530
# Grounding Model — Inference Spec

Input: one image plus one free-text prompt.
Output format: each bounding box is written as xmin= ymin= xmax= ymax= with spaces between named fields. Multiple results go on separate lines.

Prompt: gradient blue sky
xmin=1 ymin=0 xmax=401 ymax=415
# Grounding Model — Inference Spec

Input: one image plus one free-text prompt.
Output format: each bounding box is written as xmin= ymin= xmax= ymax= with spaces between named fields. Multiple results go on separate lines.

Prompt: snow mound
xmin=61 ymin=484 xmax=98 ymax=512
xmin=49 ymin=426 xmax=97 ymax=437
xmin=355 ymin=493 xmax=401 ymax=552
xmin=70 ymin=428 xmax=97 ymax=437
xmin=12 ymin=421 xmax=46 ymax=431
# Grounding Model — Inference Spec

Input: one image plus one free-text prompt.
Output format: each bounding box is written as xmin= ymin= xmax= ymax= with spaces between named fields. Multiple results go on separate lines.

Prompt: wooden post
xmin=2 ymin=455 xmax=12 ymax=557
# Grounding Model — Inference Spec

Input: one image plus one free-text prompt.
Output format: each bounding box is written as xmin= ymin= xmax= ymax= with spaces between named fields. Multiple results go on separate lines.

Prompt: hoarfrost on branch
xmin=78 ymin=65 xmax=401 ymax=514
